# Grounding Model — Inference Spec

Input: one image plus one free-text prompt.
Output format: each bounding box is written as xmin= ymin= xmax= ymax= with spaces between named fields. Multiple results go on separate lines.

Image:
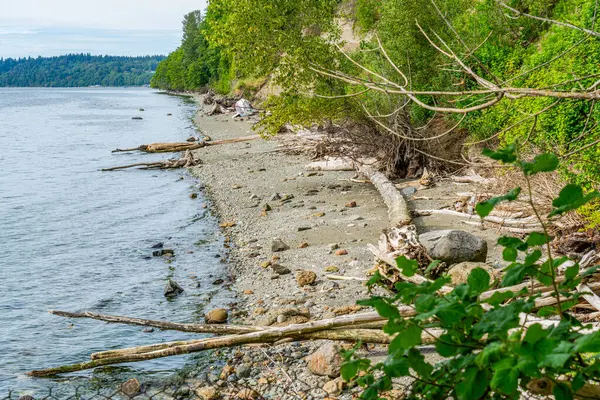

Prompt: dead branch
xmin=111 ymin=135 xmax=261 ymax=154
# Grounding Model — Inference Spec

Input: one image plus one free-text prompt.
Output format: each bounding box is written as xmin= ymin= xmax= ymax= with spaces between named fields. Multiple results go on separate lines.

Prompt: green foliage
xmin=150 ymin=10 xmax=225 ymax=91
xmin=344 ymin=145 xmax=600 ymax=399
xmin=0 ymin=54 xmax=164 ymax=87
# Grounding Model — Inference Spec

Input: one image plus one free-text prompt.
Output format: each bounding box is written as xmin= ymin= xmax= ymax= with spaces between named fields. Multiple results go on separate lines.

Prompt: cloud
xmin=0 ymin=27 xmax=182 ymax=58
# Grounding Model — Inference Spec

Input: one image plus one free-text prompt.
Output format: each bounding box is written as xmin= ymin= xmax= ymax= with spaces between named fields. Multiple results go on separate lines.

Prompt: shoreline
xmin=184 ymin=94 xmax=504 ymax=398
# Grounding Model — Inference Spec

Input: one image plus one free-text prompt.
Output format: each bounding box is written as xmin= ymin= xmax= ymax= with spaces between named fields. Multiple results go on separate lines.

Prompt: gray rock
xmin=419 ymin=230 xmax=487 ymax=264
xmin=271 ymin=263 xmax=291 ymax=275
xmin=401 ymin=186 xmax=417 ymax=196
xmin=164 ymin=279 xmax=184 ymax=298
xmin=276 ymin=314 xmax=287 ymax=323
xmin=448 ymin=262 xmax=498 ymax=285
xmin=235 ymin=364 xmax=252 ymax=379
xmin=271 ymin=193 xmax=282 ymax=201
xmin=271 ymin=239 xmax=290 ymax=252
xmin=327 ymin=243 xmax=339 ymax=251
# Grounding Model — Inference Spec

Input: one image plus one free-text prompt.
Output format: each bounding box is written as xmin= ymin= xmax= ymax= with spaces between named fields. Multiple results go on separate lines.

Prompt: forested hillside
xmin=154 ymin=0 xmax=600 ymax=217
xmin=0 ymin=54 xmax=165 ymax=87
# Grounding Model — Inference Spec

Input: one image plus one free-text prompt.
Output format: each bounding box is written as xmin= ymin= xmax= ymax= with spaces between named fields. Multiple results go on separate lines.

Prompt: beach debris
xmin=102 ymin=150 xmax=200 ymax=171
xmin=233 ymin=98 xmax=257 ymax=117
xmin=270 ymin=263 xmax=291 ymax=275
xmin=132 ymin=116 xmax=143 ymax=120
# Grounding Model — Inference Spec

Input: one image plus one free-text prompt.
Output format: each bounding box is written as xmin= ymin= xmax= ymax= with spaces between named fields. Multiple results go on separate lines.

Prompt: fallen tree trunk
xmin=413 ymin=209 xmax=542 ymax=228
xmin=111 ymin=135 xmax=261 ymax=153
xmin=359 ymin=165 xmax=411 ymax=227
xmin=102 ymin=150 xmax=200 ymax=171
xmin=28 ymin=311 xmax=400 ymax=376
xmin=49 ymin=310 xmax=262 ymax=334
xmin=305 ymin=157 xmax=355 ymax=171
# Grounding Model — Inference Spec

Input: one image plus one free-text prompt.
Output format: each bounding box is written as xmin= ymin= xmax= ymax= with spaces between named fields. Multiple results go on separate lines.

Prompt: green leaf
xmin=526 ymin=232 xmax=551 ymax=246
xmin=520 ymin=153 xmax=559 ymax=175
xmin=455 ymin=367 xmax=488 ymax=400
xmin=491 ymin=359 xmax=519 ymax=394
xmin=435 ymin=334 xmax=460 ymax=357
xmin=407 ymin=348 xmax=433 ymax=379
xmin=553 ymin=382 xmax=573 ymax=400
xmin=424 ymin=260 xmax=442 ymax=275
xmin=414 ymin=294 xmax=436 ymax=313
xmin=524 ymin=250 xmax=542 ymax=266
xmin=468 ymin=268 xmax=491 ymax=294
xmin=565 ymin=265 xmax=579 ymax=281
xmin=365 ymin=271 xmax=382 ymax=287
xmin=574 ymin=331 xmax=600 ymax=353
xmin=482 ymin=144 xmax=517 ymax=163
xmin=572 ymin=373 xmax=586 ymax=391
xmin=476 ymin=187 xmax=521 ymax=218
xmin=498 ymin=236 xmax=528 ymax=250
xmin=382 ymin=357 xmax=409 ymax=378
xmin=549 ymin=184 xmax=600 ymax=218
xmin=389 ymin=324 xmax=422 ymax=353
xmin=358 ymin=297 xmax=399 ymax=319
xmin=396 ymin=256 xmax=419 ymax=277
xmin=582 ymin=265 xmax=600 ymax=277
xmin=484 ymin=290 xmax=518 ymax=306
xmin=502 ymin=263 xmax=528 ymax=287
xmin=541 ymin=353 xmax=572 ymax=368
xmin=340 ymin=361 xmax=358 ymax=381
xmin=503 ymin=247 xmax=518 ymax=262
xmin=524 ymin=323 xmax=547 ymax=345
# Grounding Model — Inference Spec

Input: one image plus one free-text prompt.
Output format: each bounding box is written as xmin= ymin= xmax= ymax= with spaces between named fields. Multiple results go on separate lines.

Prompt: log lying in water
xmin=28 ymin=311 xmax=401 ymax=377
xmin=101 ymin=150 xmax=200 ymax=171
xmin=111 ymin=135 xmax=261 ymax=153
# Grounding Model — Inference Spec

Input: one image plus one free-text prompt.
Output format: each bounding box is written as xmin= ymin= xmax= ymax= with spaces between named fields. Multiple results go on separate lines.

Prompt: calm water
xmin=0 ymin=88 xmax=232 ymax=394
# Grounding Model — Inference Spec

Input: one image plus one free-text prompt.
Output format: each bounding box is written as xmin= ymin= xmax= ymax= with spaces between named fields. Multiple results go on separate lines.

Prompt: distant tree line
xmin=0 ymin=54 xmax=165 ymax=87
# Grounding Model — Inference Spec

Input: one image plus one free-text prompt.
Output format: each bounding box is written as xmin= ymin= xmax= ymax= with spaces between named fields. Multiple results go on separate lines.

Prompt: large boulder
xmin=205 ymin=308 xmax=228 ymax=324
xmin=307 ymin=342 xmax=343 ymax=377
xmin=164 ymin=279 xmax=184 ymax=298
xmin=419 ymin=230 xmax=487 ymax=265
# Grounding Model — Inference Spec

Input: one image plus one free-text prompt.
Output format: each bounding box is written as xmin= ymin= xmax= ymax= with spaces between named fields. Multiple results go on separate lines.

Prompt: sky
xmin=0 ymin=0 xmax=207 ymax=58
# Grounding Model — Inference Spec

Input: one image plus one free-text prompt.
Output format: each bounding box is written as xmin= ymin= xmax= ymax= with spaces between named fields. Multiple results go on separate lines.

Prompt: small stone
xmin=335 ymin=249 xmax=348 ymax=256
xmin=195 ymin=386 xmax=218 ymax=400
xmin=232 ymin=184 xmax=242 ymax=189
xmin=297 ymin=226 xmax=311 ymax=232
xmin=281 ymin=194 xmax=295 ymax=201
xmin=249 ymin=193 xmax=259 ymax=200
xmin=270 ymin=274 xmax=280 ymax=280
xmin=401 ymin=186 xmax=417 ymax=196
xmin=327 ymin=243 xmax=339 ymax=251
xmin=307 ymin=342 xmax=343 ymax=377
xmin=212 ymin=278 xmax=224 ymax=285
xmin=254 ymin=307 xmax=267 ymax=315
xmin=276 ymin=314 xmax=287 ymax=323
xmin=271 ymin=193 xmax=282 ymax=200
xmin=271 ymin=239 xmax=290 ymax=252
xmin=243 ymin=289 xmax=254 ymax=295
xmin=236 ymin=364 xmax=252 ymax=379
xmin=164 ymin=279 xmax=184 ymax=298
xmin=153 ymin=249 xmax=174 ymax=257
xmin=167 ymin=113 xmax=172 ymax=116
xmin=298 ymin=241 xmax=309 ymax=248
xmin=142 ymin=327 xmax=154 ymax=333
xmin=186 ymin=136 xmax=197 ymax=142
xmin=236 ymin=389 xmax=259 ymax=400
xmin=325 ymin=265 xmax=339 ymax=273
xmin=296 ymin=270 xmax=317 ymax=287
xmin=139 ymin=108 xmax=145 ymax=111
xmin=260 ymin=260 xmax=271 ymax=268
xmin=151 ymin=242 xmax=164 ymax=249
xmin=323 ymin=378 xmax=344 ymax=395
xmin=345 ymin=201 xmax=357 ymax=208
xmin=312 ymin=212 xmax=326 ymax=217
xmin=121 ymin=378 xmax=141 ymax=397
xmin=271 ymin=263 xmax=291 ymax=275
xmin=205 ymin=308 xmax=228 ymax=324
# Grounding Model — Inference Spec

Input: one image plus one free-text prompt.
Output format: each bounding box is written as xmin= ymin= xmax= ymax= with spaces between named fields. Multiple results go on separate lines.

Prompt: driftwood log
xmin=102 ymin=150 xmax=200 ymax=171
xmin=111 ymin=135 xmax=261 ymax=153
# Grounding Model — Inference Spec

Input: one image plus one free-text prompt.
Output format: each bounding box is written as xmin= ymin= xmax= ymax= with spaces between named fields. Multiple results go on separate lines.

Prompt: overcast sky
xmin=0 ymin=0 xmax=207 ymax=58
